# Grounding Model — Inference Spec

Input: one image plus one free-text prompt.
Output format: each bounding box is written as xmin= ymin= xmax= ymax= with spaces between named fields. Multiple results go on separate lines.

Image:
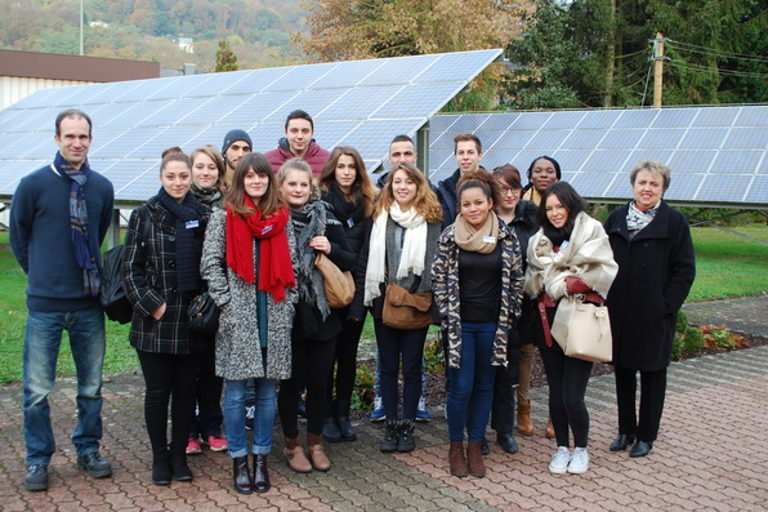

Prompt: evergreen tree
xmin=215 ymin=39 xmax=239 ymax=72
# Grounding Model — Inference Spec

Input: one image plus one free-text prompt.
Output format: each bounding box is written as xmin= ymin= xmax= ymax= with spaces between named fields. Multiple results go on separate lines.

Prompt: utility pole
xmin=79 ymin=0 xmax=84 ymax=55
xmin=652 ymin=32 xmax=665 ymax=108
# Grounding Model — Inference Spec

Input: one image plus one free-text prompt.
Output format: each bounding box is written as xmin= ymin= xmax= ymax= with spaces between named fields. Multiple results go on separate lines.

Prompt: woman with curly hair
xmin=350 ymin=163 xmax=442 ymax=453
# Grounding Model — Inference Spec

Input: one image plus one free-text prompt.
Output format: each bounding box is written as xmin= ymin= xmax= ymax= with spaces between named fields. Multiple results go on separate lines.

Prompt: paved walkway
xmin=2 ymin=345 xmax=767 ymax=511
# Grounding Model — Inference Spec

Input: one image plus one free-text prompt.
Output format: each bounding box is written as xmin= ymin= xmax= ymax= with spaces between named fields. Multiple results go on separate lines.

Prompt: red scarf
xmin=226 ymin=196 xmax=295 ymax=302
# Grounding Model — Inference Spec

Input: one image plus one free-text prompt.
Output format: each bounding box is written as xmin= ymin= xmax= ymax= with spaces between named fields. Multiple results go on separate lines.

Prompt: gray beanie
xmin=221 ymin=129 xmax=253 ymax=155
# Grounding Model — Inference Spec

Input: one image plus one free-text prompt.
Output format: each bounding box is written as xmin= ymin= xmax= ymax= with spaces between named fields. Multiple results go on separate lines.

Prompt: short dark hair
xmin=493 ymin=164 xmax=522 ymax=190
xmin=390 ymin=134 xmax=414 ymax=146
xmin=453 ymin=133 xmax=482 ymax=154
xmin=285 ymin=109 xmax=314 ymax=132
xmin=527 ymin=156 xmax=562 ymax=180
xmin=56 ymin=109 xmax=92 ymax=137
xmin=537 ymin=181 xmax=587 ymax=231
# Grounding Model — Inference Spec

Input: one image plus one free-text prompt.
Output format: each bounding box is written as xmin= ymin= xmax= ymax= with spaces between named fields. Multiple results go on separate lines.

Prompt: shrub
xmin=671 ymin=331 xmax=685 ymax=360
xmin=676 ymin=310 xmax=689 ymax=335
xmin=683 ymin=326 xmax=705 ymax=353
xmin=351 ymin=364 xmax=375 ymax=411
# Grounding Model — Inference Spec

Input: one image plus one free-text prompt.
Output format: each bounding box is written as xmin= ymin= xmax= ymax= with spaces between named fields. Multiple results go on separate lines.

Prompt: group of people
xmin=9 ymin=107 xmax=695 ymax=495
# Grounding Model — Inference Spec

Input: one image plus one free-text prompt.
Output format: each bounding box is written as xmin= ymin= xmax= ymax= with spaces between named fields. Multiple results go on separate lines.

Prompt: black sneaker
xmin=380 ymin=420 xmax=399 ymax=452
xmin=77 ymin=452 xmax=113 ymax=479
xmin=24 ymin=463 xmax=48 ymax=491
xmin=396 ymin=420 xmax=416 ymax=453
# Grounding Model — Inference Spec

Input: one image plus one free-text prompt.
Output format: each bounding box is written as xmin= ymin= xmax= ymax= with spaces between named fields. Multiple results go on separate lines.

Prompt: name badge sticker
xmin=261 ymin=225 xmax=273 ymax=235
xmin=185 ymin=220 xmax=200 ymax=230
xmin=560 ymin=240 xmax=569 ymax=251
xmin=482 ymin=235 xmax=496 ymax=244
xmin=347 ymin=218 xmax=355 ymax=228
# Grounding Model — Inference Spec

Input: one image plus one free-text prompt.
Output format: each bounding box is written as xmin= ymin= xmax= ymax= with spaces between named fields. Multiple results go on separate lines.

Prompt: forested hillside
xmin=0 ymin=0 xmax=308 ymax=71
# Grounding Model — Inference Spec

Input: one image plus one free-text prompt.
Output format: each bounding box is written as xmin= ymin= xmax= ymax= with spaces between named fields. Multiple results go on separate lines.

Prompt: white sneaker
xmin=549 ymin=446 xmax=570 ymax=474
xmin=567 ymin=447 xmax=589 ymax=474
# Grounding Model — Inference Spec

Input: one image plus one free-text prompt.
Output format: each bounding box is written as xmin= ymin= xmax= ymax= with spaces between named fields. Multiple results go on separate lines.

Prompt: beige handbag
xmin=314 ymin=252 xmax=355 ymax=308
xmin=551 ymin=295 xmax=613 ymax=363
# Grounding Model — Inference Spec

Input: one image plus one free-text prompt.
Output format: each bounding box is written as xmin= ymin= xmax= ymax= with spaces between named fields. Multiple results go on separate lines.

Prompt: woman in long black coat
xmin=604 ymin=159 xmax=695 ymax=458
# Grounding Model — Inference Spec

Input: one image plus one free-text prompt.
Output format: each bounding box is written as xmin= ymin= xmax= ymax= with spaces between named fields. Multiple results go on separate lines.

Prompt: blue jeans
xmin=224 ymin=378 xmax=276 ymax=458
xmin=447 ymin=322 xmax=497 ymax=442
xmin=23 ymin=305 xmax=106 ymax=464
xmin=374 ymin=320 xmax=427 ymax=420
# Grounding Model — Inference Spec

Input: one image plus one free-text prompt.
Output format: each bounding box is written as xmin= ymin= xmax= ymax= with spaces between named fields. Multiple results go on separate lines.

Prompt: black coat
xmin=604 ymin=201 xmax=695 ymax=371
xmin=122 ymin=195 xmax=211 ymax=354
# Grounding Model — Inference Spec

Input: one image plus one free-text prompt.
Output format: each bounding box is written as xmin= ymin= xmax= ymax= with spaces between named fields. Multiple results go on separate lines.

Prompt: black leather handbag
xmin=187 ymin=292 xmax=220 ymax=334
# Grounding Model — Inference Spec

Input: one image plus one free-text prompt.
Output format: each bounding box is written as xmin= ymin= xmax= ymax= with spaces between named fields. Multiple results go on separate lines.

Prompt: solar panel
xmin=428 ymin=106 xmax=768 ymax=207
xmin=0 ymin=49 xmax=502 ymax=200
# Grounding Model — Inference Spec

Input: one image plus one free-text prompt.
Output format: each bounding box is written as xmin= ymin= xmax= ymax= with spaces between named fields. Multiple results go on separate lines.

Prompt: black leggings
xmin=539 ymin=346 xmax=593 ymax=448
xmin=136 ymin=349 xmax=199 ymax=455
xmin=278 ymin=336 xmax=336 ymax=437
xmin=327 ymin=313 xmax=366 ymax=405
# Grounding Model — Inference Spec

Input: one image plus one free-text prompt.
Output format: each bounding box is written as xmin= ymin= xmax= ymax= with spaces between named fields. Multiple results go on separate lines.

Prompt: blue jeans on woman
xmin=224 ymin=378 xmax=276 ymax=458
xmin=447 ymin=321 xmax=497 ymax=442
xmin=23 ymin=305 xmax=106 ymax=465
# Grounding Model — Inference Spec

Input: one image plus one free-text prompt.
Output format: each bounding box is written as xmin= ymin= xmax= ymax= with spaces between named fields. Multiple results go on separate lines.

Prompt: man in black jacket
xmin=436 ymin=133 xmax=485 ymax=225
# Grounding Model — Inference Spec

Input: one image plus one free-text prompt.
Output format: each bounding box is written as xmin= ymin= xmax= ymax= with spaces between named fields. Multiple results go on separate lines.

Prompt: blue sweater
xmin=10 ymin=163 xmax=114 ymax=312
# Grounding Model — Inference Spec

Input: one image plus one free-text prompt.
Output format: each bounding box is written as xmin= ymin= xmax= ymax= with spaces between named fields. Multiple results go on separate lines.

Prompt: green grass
xmin=688 ymin=224 xmax=768 ymax=301
xmin=0 ymin=224 xmax=765 ymax=383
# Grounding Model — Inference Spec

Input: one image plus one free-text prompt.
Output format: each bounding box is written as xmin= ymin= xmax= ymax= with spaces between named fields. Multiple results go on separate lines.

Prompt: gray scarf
xmin=290 ymin=201 xmax=337 ymax=320
xmin=626 ymin=200 xmax=659 ymax=238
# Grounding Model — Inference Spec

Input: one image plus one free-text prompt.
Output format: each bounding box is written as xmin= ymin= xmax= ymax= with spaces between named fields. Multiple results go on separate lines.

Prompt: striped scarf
xmin=54 ymin=151 xmax=100 ymax=296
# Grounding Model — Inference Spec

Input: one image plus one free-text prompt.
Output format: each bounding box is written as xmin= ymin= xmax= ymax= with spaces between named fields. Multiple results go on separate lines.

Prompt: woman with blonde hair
xmin=317 ymin=146 xmax=377 ymax=442
xmin=350 ymin=163 xmax=442 ymax=453
xmin=277 ymin=158 xmax=355 ymax=473
xmin=186 ymin=145 xmax=228 ymax=456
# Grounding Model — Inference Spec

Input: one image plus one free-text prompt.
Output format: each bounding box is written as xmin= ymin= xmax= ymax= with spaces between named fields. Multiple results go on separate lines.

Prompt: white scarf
xmin=364 ymin=203 xmax=427 ymax=306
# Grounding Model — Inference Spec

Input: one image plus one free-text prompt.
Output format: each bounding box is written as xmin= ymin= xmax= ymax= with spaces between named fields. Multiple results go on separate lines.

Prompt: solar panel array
xmin=0 ymin=49 xmax=502 ymax=202
xmin=428 ymin=106 xmax=768 ymax=207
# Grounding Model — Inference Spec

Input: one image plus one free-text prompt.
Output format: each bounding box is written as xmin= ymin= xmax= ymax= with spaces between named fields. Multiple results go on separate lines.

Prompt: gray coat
xmin=201 ymin=209 xmax=297 ymax=380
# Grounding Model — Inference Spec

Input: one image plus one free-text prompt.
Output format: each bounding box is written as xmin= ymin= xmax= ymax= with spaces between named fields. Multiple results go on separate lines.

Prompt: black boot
xmin=252 ymin=454 xmax=270 ymax=493
xmin=396 ymin=419 xmax=415 ymax=453
xmin=336 ymin=399 xmax=357 ymax=442
xmin=170 ymin=447 xmax=193 ymax=482
xmin=323 ymin=400 xmax=343 ymax=443
xmin=380 ymin=420 xmax=399 ymax=452
xmin=232 ymin=456 xmax=252 ymax=494
xmin=151 ymin=449 xmax=172 ymax=486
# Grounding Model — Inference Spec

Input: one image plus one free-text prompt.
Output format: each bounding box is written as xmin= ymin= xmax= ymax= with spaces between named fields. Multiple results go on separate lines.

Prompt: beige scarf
xmin=454 ymin=210 xmax=500 ymax=254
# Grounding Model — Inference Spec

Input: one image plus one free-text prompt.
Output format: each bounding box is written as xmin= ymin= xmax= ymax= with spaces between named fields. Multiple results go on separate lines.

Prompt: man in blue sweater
xmin=10 ymin=109 xmax=115 ymax=492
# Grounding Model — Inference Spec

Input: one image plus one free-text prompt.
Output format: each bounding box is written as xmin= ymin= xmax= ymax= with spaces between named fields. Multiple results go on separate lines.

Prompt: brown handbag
xmin=314 ymin=252 xmax=355 ymax=308
xmin=382 ymin=282 xmax=433 ymax=330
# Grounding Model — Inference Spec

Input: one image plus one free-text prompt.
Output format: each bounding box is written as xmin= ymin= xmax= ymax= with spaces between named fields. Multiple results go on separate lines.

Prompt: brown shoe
xmin=283 ymin=436 xmax=312 ymax=473
xmin=517 ymin=402 xmax=534 ymax=436
xmin=466 ymin=440 xmax=486 ymax=478
xmin=448 ymin=441 xmax=468 ymax=478
xmin=307 ymin=433 xmax=331 ymax=472
xmin=545 ymin=417 xmax=555 ymax=440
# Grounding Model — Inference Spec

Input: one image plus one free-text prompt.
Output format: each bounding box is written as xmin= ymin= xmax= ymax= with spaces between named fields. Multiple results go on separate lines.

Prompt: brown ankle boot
xmin=517 ymin=402 xmax=534 ymax=436
xmin=467 ymin=440 xmax=486 ymax=478
xmin=448 ymin=441 xmax=468 ymax=478
xmin=545 ymin=417 xmax=555 ymax=440
xmin=283 ymin=436 xmax=312 ymax=473
xmin=307 ymin=433 xmax=331 ymax=472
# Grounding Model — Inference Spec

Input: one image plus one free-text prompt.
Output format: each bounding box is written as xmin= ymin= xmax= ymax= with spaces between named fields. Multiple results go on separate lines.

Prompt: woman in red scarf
xmin=201 ymin=153 xmax=296 ymax=495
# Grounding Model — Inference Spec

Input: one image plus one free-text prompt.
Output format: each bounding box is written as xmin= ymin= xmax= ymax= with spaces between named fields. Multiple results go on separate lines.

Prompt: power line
xmin=666 ymin=39 xmax=768 ymax=64
xmin=667 ymin=59 xmax=768 ymax=79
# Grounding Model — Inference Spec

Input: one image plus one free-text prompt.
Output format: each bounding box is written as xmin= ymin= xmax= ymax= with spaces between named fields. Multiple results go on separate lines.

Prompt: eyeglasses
xmin=501 ymin=187 xmax=520 ymax=196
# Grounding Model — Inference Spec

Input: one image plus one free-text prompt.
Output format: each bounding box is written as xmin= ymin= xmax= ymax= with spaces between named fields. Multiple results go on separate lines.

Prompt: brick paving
xmin=1 ymin=345 xmax=767 ymax=511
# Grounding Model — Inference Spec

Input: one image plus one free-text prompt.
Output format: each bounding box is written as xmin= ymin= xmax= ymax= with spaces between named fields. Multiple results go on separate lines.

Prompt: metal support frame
xmin=416 ymin=122 xmax=430 ymax=177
